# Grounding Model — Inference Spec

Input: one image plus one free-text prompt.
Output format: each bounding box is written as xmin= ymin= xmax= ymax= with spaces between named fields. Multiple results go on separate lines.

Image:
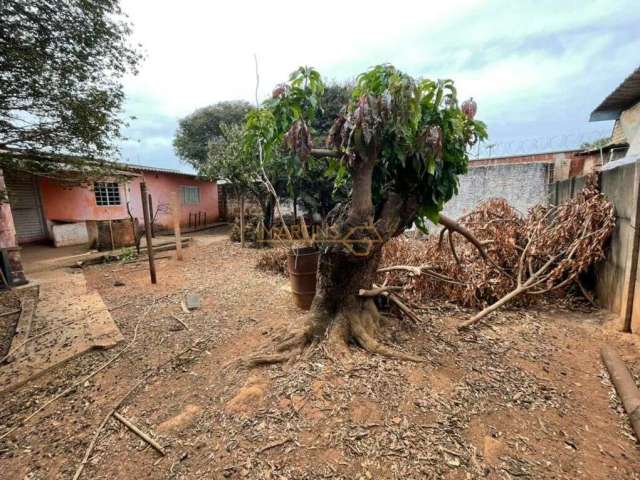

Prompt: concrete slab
xmin=0 ymin=269 xmax=123 ymax=395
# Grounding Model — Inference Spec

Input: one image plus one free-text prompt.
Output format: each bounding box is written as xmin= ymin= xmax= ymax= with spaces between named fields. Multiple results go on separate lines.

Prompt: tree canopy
xmin=247 ymin=64 xmax=487 ymax=231
xmin=174 ymin=100 xmax=254 ymax=170
xmin=0 ymin=0 xmax=141 ymax=160
xmin=241 ymin=65 xmax=489 ymax=364
xmin=197 ymin=84 xmax=352 ymax=225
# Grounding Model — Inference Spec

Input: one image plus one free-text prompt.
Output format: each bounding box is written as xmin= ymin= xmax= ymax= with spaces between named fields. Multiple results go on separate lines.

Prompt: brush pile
xmin=255 ymin=247 xmax=289 ymax=276
xmin=381 ymin=198 xmax=524 ymax=308
xmin=380 ymin=177 xmax=615 ymax=324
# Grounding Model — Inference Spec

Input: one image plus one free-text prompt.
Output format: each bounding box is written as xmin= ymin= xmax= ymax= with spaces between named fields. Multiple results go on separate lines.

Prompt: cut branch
xmin=378 ymin=265 xmax=422 ymax=276
xmin=113 ymin=412 xmax=165 ymax=456
xmin=458 ymin=180 xmax=614 ymax=330
xmin=439 ymin=214 xmax=511 ymax=277
xmin=358 ymin=285 xmax=402 ymax=297
xmin=309 ymin=148 xmax=341 ymax=158
xmin=388 ymin=293 xmax=422 ymax=324
xmin=377 ymin=265 xmax=465 ymax=285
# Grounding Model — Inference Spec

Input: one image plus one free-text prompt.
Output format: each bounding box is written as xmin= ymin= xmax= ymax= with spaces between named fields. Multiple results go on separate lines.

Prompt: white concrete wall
xmin=444 ymin=163 xmax=551 ymax=219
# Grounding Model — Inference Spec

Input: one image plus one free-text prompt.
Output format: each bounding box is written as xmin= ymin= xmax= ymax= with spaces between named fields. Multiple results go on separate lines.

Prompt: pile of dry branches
xmin=380 ymin=178 xmax=615 ymax=327
xmin=255 ymin=247 xmax=289 ymax=276
xmin=381 ymin=198 xmax=524 ymax=308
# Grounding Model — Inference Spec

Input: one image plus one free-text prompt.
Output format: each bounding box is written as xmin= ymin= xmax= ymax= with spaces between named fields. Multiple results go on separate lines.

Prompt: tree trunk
xmin=247 ymin=244 xmax=423 ymax=365
xmin=245 ymin=156 xmax=424 ymax=365
xmin=262 ymin=195 xmax=275 ymax=231
xmin=293 ymin=191 xmax=298 ymax=221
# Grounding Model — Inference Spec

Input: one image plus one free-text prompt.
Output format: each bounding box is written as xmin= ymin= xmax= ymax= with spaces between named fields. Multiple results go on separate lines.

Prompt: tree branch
xmin=358 ymin=285 xmax=402 ymax=297
xmin=310 ymin=148 xmax=341 ymax=158
xmin=438 ymin=214 xmax=512 ymax=279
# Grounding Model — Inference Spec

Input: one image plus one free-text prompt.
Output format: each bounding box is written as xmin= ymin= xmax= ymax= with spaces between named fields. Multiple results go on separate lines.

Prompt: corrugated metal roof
xmin=0 ymin=149 xmax=211 ymax=181
xmin=591 ymin=66 xmax=640 ymax=121
xmin=124 ymin=163 xmax=202 ymax=178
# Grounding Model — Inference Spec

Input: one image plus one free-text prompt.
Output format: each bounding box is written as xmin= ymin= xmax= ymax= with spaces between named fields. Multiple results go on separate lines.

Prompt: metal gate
xmin=4 ymin=171 xmax=46 ymax=243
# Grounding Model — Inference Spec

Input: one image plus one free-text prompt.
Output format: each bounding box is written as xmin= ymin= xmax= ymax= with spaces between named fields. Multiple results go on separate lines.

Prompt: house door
xmin=4 ymin=171 xmax=46 ymax=243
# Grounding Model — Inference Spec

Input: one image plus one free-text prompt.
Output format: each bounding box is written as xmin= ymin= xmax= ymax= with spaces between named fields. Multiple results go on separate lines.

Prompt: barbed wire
xmin=472 ymin=129 xmax=612 ymax=158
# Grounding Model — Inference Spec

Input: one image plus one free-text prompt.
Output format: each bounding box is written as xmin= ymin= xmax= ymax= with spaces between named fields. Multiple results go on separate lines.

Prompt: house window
xmin=182 ymin=186 xmax=200 ymax=205
xmin=94 ymin=182 xmax=121 ymax=206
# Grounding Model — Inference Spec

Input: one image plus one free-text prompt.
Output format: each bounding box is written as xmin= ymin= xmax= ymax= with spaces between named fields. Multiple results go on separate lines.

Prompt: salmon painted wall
xmin=39 ymin=178 xmax=128 ymax=221
xmin=38 ymin=172 xmax=219 ymax=229
xmin=126 ymin=173 xmax=219 ymax=229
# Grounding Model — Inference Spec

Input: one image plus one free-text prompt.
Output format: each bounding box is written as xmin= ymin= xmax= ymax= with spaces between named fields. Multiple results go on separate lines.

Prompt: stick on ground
xmin=72 ymin=377 xmax=148 ymax=480
xmin=170 ymin=314 xmax=191 ymax=331
xmin=72 ymin=332 xmax=216 ymax=479
xmin=113 ymin=412 xmax=165 ymax=455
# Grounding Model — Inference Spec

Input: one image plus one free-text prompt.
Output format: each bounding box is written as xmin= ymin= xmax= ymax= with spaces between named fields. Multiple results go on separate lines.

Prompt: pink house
xmin=3 ymin=164 xmax=220 ymax=247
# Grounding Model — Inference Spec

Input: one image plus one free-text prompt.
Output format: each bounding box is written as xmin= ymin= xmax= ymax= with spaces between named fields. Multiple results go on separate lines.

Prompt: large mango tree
xmin=246 ymin=65 xmax=486 ymax=363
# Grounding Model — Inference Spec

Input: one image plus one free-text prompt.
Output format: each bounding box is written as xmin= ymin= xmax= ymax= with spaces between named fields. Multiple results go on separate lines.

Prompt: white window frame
xmin=181 ymin=185 xmax=200 ymax=205
xmin=94 ymin=182 xmax=121 ymax=206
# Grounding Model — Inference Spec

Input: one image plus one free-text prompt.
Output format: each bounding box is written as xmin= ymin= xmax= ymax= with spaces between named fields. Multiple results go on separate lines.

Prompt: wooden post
xmin=140 ymin=182 xmax=157 ymax=284
xmin=602 ymin=345 xmax=640 ymax=440
xmin=172 ymin=191 xmax=183 ymax=261
xmin=293 ymin=191 xmax=298 ymax=222
xmin=148 ymin=193 xmax=155 ymax=238
xmin=240 ymin=194 xmax=245 ymax=248
xmin=108 ymin=220 xmax=115 ymax=250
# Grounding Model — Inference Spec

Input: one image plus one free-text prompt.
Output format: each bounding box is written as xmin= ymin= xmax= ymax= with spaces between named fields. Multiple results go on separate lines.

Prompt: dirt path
xmin=0 ymin=239 xmax=639 ymax=479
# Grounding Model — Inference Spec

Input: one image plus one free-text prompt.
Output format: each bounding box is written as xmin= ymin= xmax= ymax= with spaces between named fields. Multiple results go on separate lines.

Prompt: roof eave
xmin=590 ymin=66 xmax=640 ymax=122
xmin=589 ymin=110 xmax=622 ymax=122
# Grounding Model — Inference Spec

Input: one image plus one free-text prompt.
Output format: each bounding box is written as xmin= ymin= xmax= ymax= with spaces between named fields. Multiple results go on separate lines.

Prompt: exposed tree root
xmin=245 ymin=349 xmax=302 ymax=367
xmin=347 ymin=300 xmax=425 ymax=362
xmin=243 ymin=297 xmax=424 ymax=366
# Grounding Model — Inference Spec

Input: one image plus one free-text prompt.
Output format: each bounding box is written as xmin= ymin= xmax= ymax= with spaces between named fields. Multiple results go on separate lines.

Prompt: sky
xmin=118 ymin=0 xmax=640 ymax=174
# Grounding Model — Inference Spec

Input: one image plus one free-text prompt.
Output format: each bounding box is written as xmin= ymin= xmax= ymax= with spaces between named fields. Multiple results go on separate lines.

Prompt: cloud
xmin=118 ymin=0 xmax=640 ymax=168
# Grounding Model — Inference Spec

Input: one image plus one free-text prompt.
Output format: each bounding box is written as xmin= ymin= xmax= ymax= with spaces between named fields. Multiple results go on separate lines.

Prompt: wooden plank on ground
xmin=9 ymin=296 xmax=36 ymax=356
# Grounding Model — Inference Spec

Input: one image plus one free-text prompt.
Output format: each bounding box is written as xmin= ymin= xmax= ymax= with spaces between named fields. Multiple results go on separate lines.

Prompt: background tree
xmin=245 ymin=65 xmax=487 ymax=364
xmin=174 ymin=101 xmax=253 ymax=169
xmin=580 ymin=137 xmax=610 ymax=150
xmin=187 ymin=87 xmax=351 ymax=227
xmin=206 ymin=123 xmax=282 ymax=230
xmin=0 ymin=0 xmax=141 ymax=175
xmin=289 ymin=83 xmax=352 ymax=220
xmin=311 ymin=83 xmax=353 ymax=135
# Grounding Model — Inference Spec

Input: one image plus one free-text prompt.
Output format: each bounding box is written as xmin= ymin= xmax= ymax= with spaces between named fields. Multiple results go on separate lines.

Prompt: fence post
xmin=172 ymin=191 xmax=183 ymax=261
xmin=240 ymin=194 xmax=245 ymax=248
xmin=140 ymin=182 xmax=157 ymax=284
xmin=148 ymin=193 xmax=155 ymax=238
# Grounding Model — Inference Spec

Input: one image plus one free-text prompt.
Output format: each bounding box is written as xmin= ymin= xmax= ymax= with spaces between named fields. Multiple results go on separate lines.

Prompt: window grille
xmin=94 ymin=182 xmax=121 ymax=206
xmin=181 ymin=186 xmax=200 ymax=204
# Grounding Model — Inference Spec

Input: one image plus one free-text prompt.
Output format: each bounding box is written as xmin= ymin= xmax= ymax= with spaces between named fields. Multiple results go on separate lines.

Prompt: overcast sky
xmin=118 ymin=0 xmax=640 ymax=173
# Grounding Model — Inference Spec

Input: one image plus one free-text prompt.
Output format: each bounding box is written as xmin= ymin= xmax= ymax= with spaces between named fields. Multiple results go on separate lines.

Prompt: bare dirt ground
xmin=1 ymin=233 xmax=640 ymax=479
xmin=0 ymin=285 xmax=38 ymax=359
